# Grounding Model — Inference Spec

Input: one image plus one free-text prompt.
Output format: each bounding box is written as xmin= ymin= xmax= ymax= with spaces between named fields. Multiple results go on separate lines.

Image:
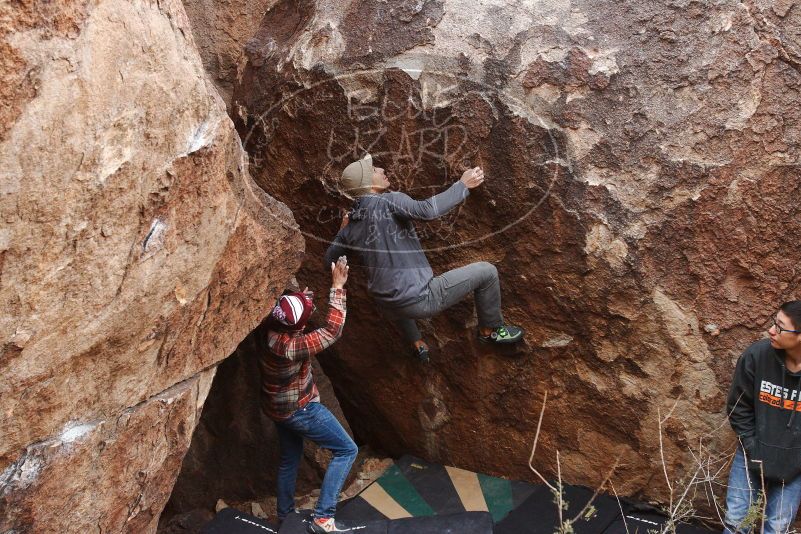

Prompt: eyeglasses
xmin=773 ymin=317 xmax=801 ymax=335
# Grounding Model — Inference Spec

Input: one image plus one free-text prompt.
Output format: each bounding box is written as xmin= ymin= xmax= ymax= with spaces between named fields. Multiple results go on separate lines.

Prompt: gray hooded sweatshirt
xmin=324 ymin=181 xmax=469 ymax=308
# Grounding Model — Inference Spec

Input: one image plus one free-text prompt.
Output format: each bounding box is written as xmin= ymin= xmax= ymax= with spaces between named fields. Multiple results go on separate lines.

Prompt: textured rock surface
xmin=1 ymin=371 xmax=215 ymax=533
xmin=162 ymin=322 xmax=354 ymax=523
xmin=0 ymin=0 xmax=302 ymax=530
xmin=231 ymin=0 xmax=801 ymax=507
xmin=182 ymin=0 xmax=279 ymax=109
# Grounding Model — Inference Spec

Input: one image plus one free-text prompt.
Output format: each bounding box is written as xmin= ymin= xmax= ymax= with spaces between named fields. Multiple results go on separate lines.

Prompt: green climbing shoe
xmin=479 ymin=325 xmax=524 ymax=344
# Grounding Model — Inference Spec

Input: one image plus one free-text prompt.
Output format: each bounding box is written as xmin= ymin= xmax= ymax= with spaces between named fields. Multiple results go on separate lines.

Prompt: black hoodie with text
xmin=727 ymin=338 xmax=801 ymax=482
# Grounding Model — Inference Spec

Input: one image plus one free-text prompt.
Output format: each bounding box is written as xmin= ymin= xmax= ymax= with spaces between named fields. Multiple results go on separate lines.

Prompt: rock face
xmin=181 ymin=0 xmax=279 ymax=109
xmin=0 ymin=0 xmax=302 ymax=531
xmin=2 ymin=372 xmax=215 ymax=533
xmin=231 ymin=0 xmax=801 ymax=508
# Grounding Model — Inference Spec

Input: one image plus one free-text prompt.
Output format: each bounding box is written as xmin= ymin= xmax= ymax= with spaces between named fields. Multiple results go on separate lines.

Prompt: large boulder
xmin=0 ymin=0 xmax=302 ymax=531
xmin=181 ymin=0 xmax=280 ymax=110
xmin=231 ymin=0 xmax=801 ymax=508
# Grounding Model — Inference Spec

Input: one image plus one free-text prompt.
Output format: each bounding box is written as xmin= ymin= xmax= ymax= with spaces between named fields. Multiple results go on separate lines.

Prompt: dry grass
xmin=525 ymin=391 xmax=799 ymax=534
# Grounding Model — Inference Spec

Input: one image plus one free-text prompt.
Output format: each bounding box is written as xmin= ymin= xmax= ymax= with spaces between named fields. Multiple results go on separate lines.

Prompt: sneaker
xmin=479 ymin=325 xmax=524 ymax=344
xmin=307 ymin=516 xmax=351 ymax=533
xmin=412 ymin=343 xmax=430 ymax=363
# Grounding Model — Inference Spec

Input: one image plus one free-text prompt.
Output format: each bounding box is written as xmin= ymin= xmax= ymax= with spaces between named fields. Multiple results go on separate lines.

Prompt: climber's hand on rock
xmin=340 ymin=212 xmax=350 ymax=230
xmin=331 ymin=256 xmax=349 ymax=289
xmin=460 ymin=166 xmax=485 ymax=189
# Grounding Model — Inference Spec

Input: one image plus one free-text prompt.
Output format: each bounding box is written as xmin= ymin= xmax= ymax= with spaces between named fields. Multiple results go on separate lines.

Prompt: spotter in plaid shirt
xmin=258 ymin=288 xmax=346 ymax=421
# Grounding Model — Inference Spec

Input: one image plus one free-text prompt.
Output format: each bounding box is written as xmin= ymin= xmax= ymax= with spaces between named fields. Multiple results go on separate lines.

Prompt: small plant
xmin=738 ymin=491 xmax=765 ymax=532
xmin=582 ymin=504 xmax=597 ymax=521
xmin=528 ymin=391 xmax=767 ymax=534
xmin=528 ymin=391 xmax=620 ymax=534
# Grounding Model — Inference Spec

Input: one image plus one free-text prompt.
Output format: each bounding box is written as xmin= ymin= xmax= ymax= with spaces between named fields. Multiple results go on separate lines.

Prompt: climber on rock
xmin=257 ymin=256 xmax=357 ymax=534
xmin=324 ymin=153 xmax=523 ymax=363
xmin=724 ymin=300 xmax=801 ymax=534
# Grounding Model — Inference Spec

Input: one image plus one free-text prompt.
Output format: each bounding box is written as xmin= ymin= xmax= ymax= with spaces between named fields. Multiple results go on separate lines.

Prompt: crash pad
xmin=386 ymin=511 xmax=493 ymax=534
xmin=337 ymin=455 xmax=536 ymax=523
xmin=603 ymin=510 xmax=717 ymax=534
xmin=277 ymin=509 xmax=387 ymax=534
xmin=493 ymin=484 xmax=621 ymax=534
xmin=201 ymin=507 xmax=279 ymax=534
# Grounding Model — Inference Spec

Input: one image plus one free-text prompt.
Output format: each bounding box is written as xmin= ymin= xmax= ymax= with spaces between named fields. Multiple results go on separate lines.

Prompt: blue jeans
xmin=274 ymin=402 xmax=358 ymax=520
xmin=724 ymin=447 xmax=801 ymax=533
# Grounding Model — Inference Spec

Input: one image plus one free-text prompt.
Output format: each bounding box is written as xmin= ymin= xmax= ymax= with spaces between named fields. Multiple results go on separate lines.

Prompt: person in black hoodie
xmin=724 ymin=300 xmax=801 ymax=534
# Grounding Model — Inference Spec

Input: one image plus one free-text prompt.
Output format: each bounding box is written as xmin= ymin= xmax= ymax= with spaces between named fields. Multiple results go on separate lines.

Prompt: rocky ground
xmin=160 ymin=454 xmax=392 ymax=532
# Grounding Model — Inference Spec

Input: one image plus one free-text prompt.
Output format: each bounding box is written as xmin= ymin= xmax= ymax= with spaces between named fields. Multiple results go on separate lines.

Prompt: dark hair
xmin=780 ymin=301 xmax=801 ymax=331
xmin=264 ymin=314 xmax=286 ymax=333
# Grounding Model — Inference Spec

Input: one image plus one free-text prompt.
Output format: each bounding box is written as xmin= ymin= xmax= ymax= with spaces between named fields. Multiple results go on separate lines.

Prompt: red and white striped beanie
xmin=270 ymin=292 xmax=314 ymax=331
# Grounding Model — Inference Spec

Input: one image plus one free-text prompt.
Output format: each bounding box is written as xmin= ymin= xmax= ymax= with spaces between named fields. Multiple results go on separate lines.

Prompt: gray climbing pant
xmin=380 ymin=261 xmax=504 ymax=343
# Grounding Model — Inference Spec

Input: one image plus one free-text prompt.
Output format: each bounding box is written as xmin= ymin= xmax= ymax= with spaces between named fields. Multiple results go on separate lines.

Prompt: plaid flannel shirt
xmin=258 ymin=288 xmax=346 ymax=421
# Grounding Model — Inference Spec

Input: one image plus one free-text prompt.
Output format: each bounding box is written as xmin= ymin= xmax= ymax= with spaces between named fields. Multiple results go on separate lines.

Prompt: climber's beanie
xmin=269 ymin=292 xmax=314 ymax=332
xmin=340 ymin=154 xmax=374 ymax=196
